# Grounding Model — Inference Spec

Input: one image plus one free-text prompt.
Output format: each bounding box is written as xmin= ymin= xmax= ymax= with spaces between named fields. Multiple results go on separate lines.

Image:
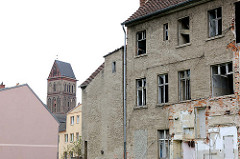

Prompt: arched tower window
xmin=68 ymin=84 xmax=70 ymax=93
xmin=72 ymin=85 xmax=74 ymax=93
xmin=48 ymin=98 xmax=51 ymax=110
xmin=52 ymin=98 xmax=56 ymax=113
xmin=64 ymin=84 xmax=66 ymax=92
xmin=57 ymin=98 xmax=61 ymax=112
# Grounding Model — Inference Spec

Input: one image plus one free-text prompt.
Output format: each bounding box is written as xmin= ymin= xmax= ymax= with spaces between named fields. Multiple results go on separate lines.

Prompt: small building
xmin=58 ymin=104 xmax=82 ymax=159
xmin=0 ymin=84 xmax=59 ymax=159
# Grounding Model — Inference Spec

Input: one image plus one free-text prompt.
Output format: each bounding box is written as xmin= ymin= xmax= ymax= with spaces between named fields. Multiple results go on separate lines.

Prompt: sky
xmin=0 ymin=0 xmax=139 ymax=104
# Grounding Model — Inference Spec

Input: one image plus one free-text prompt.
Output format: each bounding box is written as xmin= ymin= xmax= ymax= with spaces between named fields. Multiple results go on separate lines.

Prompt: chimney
xmin=0 ymin=82 xmax=5 ymax=89
xmin=140 ymin=0 xmax=147 ymax=7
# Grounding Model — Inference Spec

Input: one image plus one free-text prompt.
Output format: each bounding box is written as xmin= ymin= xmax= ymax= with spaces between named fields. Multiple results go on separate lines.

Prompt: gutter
xmin=122 ymin=0 xmax=211 ymax=26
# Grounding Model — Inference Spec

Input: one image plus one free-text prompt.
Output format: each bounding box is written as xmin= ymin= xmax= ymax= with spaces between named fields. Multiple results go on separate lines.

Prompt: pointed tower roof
xmin=48 ymin=60 xmax=76 ymax=79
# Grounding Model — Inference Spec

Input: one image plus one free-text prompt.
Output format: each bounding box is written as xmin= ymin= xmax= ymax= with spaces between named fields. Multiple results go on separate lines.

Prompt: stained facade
xmin=47 ymin=60 xmax=77 ymax=114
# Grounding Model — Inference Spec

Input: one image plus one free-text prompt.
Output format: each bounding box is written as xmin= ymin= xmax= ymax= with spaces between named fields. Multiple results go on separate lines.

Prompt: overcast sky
xmin=0 ymin=0 xmax=139 ymax=103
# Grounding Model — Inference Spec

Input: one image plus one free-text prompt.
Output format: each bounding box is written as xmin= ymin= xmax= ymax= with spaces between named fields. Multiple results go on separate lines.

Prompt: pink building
xmin=0 ymin=84 xmax=59 ymax=159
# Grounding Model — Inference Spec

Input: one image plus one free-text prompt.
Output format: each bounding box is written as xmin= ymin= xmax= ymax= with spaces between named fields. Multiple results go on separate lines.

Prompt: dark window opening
xmin=137 ymin=30 xmax=146 ymax=55
xmin=178 ymin=17 xmax=190 ymax=45
xmin=236 ymin=2 xmax=240 ymax=43
xmin=212 ymin=62 xmax=234 ymax=97
xmin=163 ymin=23 xmax=168 ymax=41
xmin=208 ymin=8 xmax=222 ymax=37
xmin=112 ymin=61 xmax=116 ymax=73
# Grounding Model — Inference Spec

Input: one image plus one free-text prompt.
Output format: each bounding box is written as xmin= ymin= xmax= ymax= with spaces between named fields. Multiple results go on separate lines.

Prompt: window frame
xmin=136 ymin=30 xmax=146 ymax=56
xmin=70 ymin=116 xmax=74 ymax=125
xmin=179 ymin=70 xmax=191 ymax=101
xmin=65 ymin=134 xmax=68 ymax=143
xmin=158 ymin=74 xmax=169 ymax=104
xmin=208 ymin=7 xmax=222 ymax=37
xmin=136 ymin=78 xmax=147 ymax=106
xmin=70 ymin=133 xmax=74 ymax=143
xmin=163 ymin=23 xmax=169 ymax=41
xmin=76 ymin=115 xmax=80 ymax=124
xmin=158 ymin=130 xmax=170 ymax=159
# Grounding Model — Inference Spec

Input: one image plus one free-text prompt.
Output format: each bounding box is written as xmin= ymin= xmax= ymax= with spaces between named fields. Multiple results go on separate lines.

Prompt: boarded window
xmin=208 ymin=8 xmax=222 ymax=37
xmin=178 ymin=17 xmax=190 ymax=45
xmin=137 ymin=30 xmax=146 ymax=55
xmin=195 ymin=108 xmax=206 ymax=138
xmin=236 ymin=2 xmax=240 ymax=43
xmin=212 ymin=62 xmax=233 ymax=97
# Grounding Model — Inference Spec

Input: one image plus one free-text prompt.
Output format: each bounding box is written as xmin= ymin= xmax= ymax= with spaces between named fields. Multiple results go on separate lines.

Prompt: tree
xmin=62 ymin=137 xmax=82 ymax=159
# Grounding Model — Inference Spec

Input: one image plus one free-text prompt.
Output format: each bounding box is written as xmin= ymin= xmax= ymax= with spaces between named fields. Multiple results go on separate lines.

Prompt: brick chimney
xmin=0 ymin=82 xmax=5 ymax=89
xmin=140 ymin=0 xmax=147 ymax=7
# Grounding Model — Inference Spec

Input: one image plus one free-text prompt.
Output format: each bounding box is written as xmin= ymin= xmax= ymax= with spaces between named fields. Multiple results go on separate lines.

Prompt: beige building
xmin=81 ymin=0 xmax=240 ymax=158
xmin=59 ymin=104 xmax=82 ymax=159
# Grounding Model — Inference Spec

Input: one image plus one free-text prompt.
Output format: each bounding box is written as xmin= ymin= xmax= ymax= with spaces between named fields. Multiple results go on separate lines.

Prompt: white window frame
xmin=158 ymin=74 xmax=169 ymax=104
xmin=137 ymin=78 xmax=146 ymax=106
xmin=76 ymin=115 xmax=80 ymax=124
xmin=70 ymin=133 xmax=74 ymax=142
xmin=65 ymin=134 xmax=68 ymax=143
xmin=70 ymin=116 xmax=74 ymax=125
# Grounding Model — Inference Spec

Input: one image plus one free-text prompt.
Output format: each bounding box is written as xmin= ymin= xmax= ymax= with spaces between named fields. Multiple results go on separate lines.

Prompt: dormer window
xmin=137 ymin=30 xmax=146 ymax=55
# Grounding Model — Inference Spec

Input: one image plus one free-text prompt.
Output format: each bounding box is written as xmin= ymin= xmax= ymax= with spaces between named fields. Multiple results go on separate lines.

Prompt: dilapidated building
xmin=81 ymin=0 xmax=240 ymax=158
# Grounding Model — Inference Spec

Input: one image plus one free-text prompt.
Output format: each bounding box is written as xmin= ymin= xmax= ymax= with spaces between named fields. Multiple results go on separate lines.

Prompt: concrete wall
xmin=81 ymin=48 xmax=124 ymax=159
xmin=125 ymin=0 xmax=239 ymax=158
xmin=0 ymin=85 xmax=59 ymax=159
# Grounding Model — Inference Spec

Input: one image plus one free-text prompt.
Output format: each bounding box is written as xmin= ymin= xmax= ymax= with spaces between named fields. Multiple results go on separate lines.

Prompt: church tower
xmin=47 ymin=60 xmax=77 ymax=114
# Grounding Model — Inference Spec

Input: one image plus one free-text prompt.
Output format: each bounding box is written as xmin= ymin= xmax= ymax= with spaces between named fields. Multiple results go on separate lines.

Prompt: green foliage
xmin=62 ymin=137 xmax=82 ymax=159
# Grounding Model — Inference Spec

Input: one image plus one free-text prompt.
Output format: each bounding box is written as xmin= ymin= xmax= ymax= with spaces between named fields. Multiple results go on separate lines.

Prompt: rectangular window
xmin=70 ymin=133 xmax=74 ymax=142
xmin=178 ymin=17 xmax=190 ymax=45
xmin=76 ymin=132 xmax=79 ymax=140
xmin=65 ymin=134 xmax=68 ymax=143
xmin=211 ymin=62 xmax=233 ymax=97
xmin=195 ymin=108 xmax=206 ymax=138
xmin=158 ymin=74 xmax=169 ymax=104
xmin=179 ymin=70 xmax=191 ymax=101
xmin=208 ymin=8 xmax=222 ymax=37
xmin=158 ymin=130 xmax=170 ymax=159
xmin=137 ymin=78 xmax=146 ymax=106
xmin=112 ymin=61 xmax=116 ymax=73
xmin=137 ymin=30 xmax=146 ymax=55
xmin=76 ymin=115 xmax=80 ymax=124
xmin=236 ymin=2 xmax=240 ymax=43
xmin=163 ymin=23 xmax=169 ymax=41
xmin=70 ymin=116 xmax=74 ymax=125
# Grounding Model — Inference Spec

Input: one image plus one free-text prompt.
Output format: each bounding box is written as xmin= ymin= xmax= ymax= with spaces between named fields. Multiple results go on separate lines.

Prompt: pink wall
xmin=0 ymin=85 xmax=59 ymax=159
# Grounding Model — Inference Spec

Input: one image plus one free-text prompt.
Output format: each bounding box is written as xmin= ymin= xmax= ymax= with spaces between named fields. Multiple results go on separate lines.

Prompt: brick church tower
xmin=47 ymin=60 xmax=77 ymax=114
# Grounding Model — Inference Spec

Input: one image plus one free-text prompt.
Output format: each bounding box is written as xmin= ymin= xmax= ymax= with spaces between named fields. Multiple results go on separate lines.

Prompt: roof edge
xmin=103 ymin=46 xmax=124 ymax=58
xmin=122 ymin=0 xmax=209 ymax=26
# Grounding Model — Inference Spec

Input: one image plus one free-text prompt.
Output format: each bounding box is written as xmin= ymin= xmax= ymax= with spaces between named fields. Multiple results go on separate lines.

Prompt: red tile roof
xmin=123 ymin=0 xmax=190 ymax=25
xmin=80 ymin=63 xmax=105 ymax=88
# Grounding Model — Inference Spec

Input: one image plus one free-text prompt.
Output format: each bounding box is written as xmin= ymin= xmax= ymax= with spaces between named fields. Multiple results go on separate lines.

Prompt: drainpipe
xmin=122 ymin=24 xmax=127 ymax=159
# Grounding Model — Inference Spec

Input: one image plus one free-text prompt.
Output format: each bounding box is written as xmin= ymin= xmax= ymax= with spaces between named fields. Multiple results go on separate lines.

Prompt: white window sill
xmin=176 ymin=43 xmax=191 ymax=49
xmin=206 ymin=34 xmax=224 ymax=42
xmin=134 ymin=53 xmax=147 ymax=59
xmin=134 ymin=105 xmax=148 ymax=110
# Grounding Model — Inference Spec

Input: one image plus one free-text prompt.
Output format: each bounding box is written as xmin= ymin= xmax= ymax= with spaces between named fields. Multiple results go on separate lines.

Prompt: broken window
xmin=178 ymin=17 xmax=190 ymax=45
xmin=236 ymin=2 xmax=240 ymax=43
xmin=137 ymin=78 xmax=146 ymax=106
xmin=211 ymin=62 xmax=233 ymax=97
xmin=179 ymin=70 xmax=191 ymax=101
xmin=112 ymin=61 xmax=116 ymax=73
xmin=195 ymin=108 xmax=206 ymax=138
xmin=163 ymin=23 xmax=169 ymax=41
xmin=208 ymin=8 xmax=222 ymax=37
xmin=158 ymin=74 xmax=169 ymax=104
xmin=158 ymin=130 xmax=170 ymax=159
xmin=137 ymin=30 xmax=146 ymax=55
